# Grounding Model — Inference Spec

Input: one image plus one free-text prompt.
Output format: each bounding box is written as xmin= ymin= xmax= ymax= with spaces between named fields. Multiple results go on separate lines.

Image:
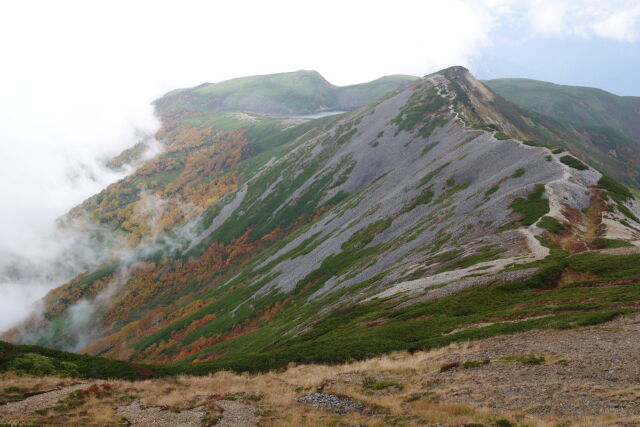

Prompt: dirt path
xmin=0 ymin=383 xmax=91 ymax=417
xmin=519 ymin=227 xmax=549 ymax=258
xmin=117 ymin=400 xmax=206 ymax=426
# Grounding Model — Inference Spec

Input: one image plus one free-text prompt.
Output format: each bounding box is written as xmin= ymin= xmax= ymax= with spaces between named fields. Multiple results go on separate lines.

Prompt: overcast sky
xmin=0 ymin=0 xmax=639 ymax=331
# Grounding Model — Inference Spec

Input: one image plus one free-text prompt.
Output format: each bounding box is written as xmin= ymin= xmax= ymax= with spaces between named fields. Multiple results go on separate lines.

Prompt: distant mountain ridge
xmin=485 ymin=78 xmax=640 ymax=141
xmin=4 ymin=67 xmax=640 ymax=376
xmin=156 ymin=70 xmax=419 ymax=117
xmin=486 ymin=78 xmax=640 ymax=186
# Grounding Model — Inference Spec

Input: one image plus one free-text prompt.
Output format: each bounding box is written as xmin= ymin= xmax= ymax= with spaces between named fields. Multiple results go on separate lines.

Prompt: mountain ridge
xmin=485 ymin=77 xmax=640 ymax=140
xmin=156 ymin=70 xmax=419 ymax=118
xmin=4 ymin=67 xmax=640 ymax=376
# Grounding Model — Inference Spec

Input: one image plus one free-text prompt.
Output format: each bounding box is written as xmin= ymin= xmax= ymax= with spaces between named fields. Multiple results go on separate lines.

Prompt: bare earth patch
xmin=422 ymin=313 xmax=640 ymax=423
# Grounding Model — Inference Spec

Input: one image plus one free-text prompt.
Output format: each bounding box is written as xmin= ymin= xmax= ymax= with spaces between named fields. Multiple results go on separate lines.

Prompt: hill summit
xmin=156 ymin=69 xmax=419 ymax=117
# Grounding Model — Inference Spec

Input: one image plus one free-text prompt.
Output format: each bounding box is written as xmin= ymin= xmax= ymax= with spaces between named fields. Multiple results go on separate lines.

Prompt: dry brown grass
xmin=0 ymin=372 xmax=77 ymax=390
xmin=3 ymin=330 xmax=640 ymax=426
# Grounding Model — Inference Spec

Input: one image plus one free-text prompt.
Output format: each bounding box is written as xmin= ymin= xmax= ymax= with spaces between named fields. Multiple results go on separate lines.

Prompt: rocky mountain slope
xmin=486 ymin=78 xmax=640 ymax=187
xmin=4 ymin=67 xmax=640 ymax=376
xmin=66 ymin=71 xmax=417 ymax=246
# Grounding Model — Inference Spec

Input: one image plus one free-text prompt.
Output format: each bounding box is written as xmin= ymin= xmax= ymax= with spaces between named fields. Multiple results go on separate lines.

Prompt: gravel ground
xmin=117 ymin=400 xmax=206 ymax=427
xmin=214 ymin=399 xmax=258 ymax=426
xmin=428 ymin=313 xmax=640 ymax=420
xmin=295 ymin=392 xmax=364 ymax=414
xmin=0 ymin=383 xmax=91 ymax=417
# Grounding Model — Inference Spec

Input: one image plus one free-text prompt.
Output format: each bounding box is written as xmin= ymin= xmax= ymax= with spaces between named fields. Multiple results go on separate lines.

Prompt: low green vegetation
xmin=598 ymin=176 xmax=639 ymax=223
xmin=538 ymin=216 xmax=564 ymax=233
xmin=567 ymin=252 xmax=640 ymax=279
xmin=392 ymin=87 xmax=448 ymax=134
xmin=509 ymin=184 xmax=549 ymax=226
xmin=577 ymin=310 xmax=625 ymax=326
xmin=593 ymin=237 xmax=633 ymax=249
xmin=6 ymin=250 xmax=640 ymax=378
xmin=0 ymin=341 xmax=159 ymax=380
xmin=463 ymin=359 xmax=490 ymax=369
xmin=418 ymin=162 xmax=450 ymax=187
xmin=74 ymin=262 xmax=119 ymax=288
xmin=560 ymin=155 xmax=589 ymax=171
xmin=485 ymin=184 xmax=500 ymax=197
xmin=502 ymin=354 xmax=545 ymax=365
xmin=401 ymin=187 xmax=434 ymax=213
xmin=618 ymin=204 xmax=640 ymax=223
xmin=418 ymin=116 xmax=449 ymax=138
xmin=494 ymin=132 xmax=509 ymax=140
xmin=5 ymin=353 xmax=79 ymax=377
xmin=342 ymin=218 xmax=393 ymax=252
xmin=437 ymin=246 xmax=502 ymax=272
xmin=434 ymin=178 xmax=470 ymax=205
xmin=471 ymin=123 xmax=500 ymax=132
xmin=420 ymin=141 xmax=439 ymax=156
xmin=167 ymin=250 xmax=640 ymax=375
xmin=599 ymin=175 xmax=634 ymax=202
xmin=511 ymin=168 xmax=525 ymax=178
xmin=522 ymin=140 xmax=565 ymax=155
xmin=363 ymin=377 xmax=404 ymax=391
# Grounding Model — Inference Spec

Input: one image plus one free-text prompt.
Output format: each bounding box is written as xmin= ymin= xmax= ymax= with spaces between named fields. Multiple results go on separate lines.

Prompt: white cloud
xmin=592 ymin=5 xmax=640 ymax=42
xmin=528 ymin=1 xmax=567 ymax=37
xmin=492 ymin=0 xmax=640 ymax=42
xmin=0 ymin=0 xmax=497 ymax=332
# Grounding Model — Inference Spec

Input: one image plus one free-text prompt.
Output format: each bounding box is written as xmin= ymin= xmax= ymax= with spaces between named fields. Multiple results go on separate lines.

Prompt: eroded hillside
xmin=5 ymin=67 xmax=640 ymax=374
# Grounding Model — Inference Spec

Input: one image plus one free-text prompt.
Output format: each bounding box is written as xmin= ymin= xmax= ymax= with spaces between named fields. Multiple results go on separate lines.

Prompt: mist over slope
xmin=0 ymin=130 xmax=161 ymax=332
xmin=5 ymin=67 xmax=640 ymax=374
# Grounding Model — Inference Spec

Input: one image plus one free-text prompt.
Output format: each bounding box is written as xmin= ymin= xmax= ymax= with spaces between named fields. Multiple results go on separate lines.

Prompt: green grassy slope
xmin=3 ymin=249 xmax=640 ymax=378
xmin=480 ymin=78 xmax=640 ymax=188
xmin=155 ymin=70 xmax=417 ymax=117
xmin=485 ymin=78 xmax=640 ymax=142
xmin=171 ymin=250 xmax=640 ymax=374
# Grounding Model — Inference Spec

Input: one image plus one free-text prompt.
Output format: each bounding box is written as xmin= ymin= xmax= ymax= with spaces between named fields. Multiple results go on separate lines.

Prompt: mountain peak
xmin=433 ymin=64 xmax=470 ymax=77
